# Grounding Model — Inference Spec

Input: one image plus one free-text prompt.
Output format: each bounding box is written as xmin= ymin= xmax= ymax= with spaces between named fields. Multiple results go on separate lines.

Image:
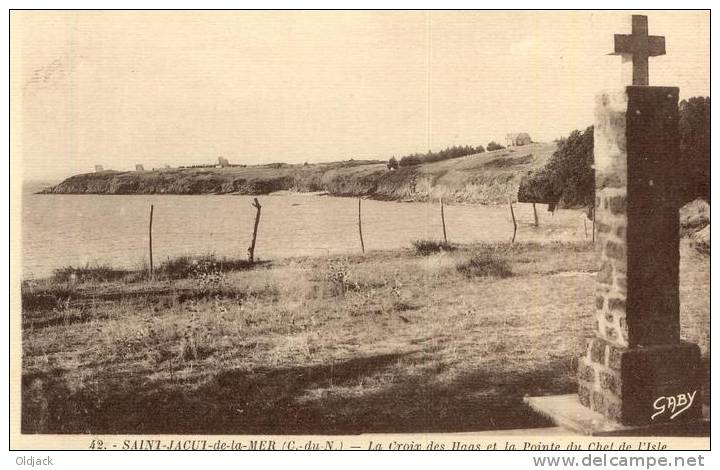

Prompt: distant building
xmin=135 ymin=164 xmax=145 ymax=171
xmin=218 ymin=156 xmax=230 ymax=168
xmin=505 ymin=133 xmax=532 ymax=147
xmin=94 ymin=165 xmax=104 ymax=172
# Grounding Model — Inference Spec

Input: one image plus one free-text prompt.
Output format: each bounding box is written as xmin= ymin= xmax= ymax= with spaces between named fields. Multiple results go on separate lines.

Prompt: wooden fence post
xmin=532 ymin=202 xmax=539 ymax=227
xmin=248 ymin=198 xmax=262 ymax=263
xmin=508 ymin=197 xmax=517 ymax=243
xmin=149 ymin=204 xmax=154 ymax=279
xmin=440 ymin=197 xmax=448 ymax=244
xmin=358 ymin=197 xmax=365 ymax=254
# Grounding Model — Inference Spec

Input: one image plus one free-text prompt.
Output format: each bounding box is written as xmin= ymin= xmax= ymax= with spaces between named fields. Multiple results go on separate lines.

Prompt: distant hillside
xmin=42 ymin=143 xmax=557 ymax=204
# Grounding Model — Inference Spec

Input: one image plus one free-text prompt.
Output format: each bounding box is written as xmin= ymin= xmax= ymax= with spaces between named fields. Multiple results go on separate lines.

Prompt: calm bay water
xmin=21 ymin=189 xmax=586 ymax=279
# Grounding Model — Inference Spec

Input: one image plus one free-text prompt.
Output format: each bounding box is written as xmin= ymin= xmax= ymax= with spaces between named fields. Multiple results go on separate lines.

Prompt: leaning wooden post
xmin=358 ymin=197 xmax=365 ymax=254
xmin=440 ymin=197 xmax=448 ymax=244
xmin=532 ymin=202 xmax=539 ymax=227
xmin=148 ymin=204 xmax=154 ymax=279
xmin=248 ymin=198 xmax=262 ymax=263
xmin=508 ymin=197 xmax=517 ymax=243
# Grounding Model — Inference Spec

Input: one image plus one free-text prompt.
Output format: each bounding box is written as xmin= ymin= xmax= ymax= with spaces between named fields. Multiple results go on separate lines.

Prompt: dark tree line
xmin=388 ymin=140 xmax=517 ymax=169
xmin=396 ymin=144 xmax=486 ymax=167
xmin=679 ymin=96 xmax=710 ymax=202
xmin=517 ymin=96 xmax=710 ymax=209
xmin=486 ymin=141 xmax=506 ymax=151
xmin=517 ymin=126 xmax=594 ymax=208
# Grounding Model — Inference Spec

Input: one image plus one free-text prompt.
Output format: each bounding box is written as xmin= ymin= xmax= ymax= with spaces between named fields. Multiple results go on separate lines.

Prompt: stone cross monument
xmin=527 ymin=15 xmax=703 ymax=434
xmin=612 ymin=15 xmax=665 ymax=86
xmin=578 ymin=15 xmax=702 ymax=427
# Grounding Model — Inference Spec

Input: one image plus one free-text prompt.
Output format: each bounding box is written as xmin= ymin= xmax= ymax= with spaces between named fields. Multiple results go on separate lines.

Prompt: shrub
xmin=387 ymin=157 xmax=399 ymax=170
xmin=190 ymin=259 xmax=227 ymax=294
xmin=53 ymin=264 xmax=130 ymax=283
xmin=517 ymin=126 xmax=593 ymax=208
xmin=399 ymin=155 xmax=422 ymax=167
xmin=325 ymin=258 xmax=357 ymax=295
xmin=156 ymin=255 xmax=253 ymax=280
xmin=412 ymin=239 xmax=455 ymax=256
xmin=456 ymin=252 xmax=513 ymax=279
xmin=517 ymin=168 xmax=558 ymax=205
xmin=487 ymin=141 xmax=505 ymax=151
xmin=156 ymin=256 xmax=195 ymax=279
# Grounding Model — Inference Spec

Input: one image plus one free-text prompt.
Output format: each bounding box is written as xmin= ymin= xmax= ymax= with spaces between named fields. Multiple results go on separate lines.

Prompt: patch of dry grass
xmin=53 ymin=264 xmax=132 ymax=284
xmin=456 ymin=251 xmax=513 ymax=279
xmin=412 ymin=239 xmax=455 ymax=256
xmin=21 ymin=241 xmax=709 ymax=434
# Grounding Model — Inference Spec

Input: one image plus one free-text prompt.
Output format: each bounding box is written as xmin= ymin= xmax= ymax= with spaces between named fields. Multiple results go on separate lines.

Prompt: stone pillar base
xmin=524 ymin=394 xmax=709 ymax=437
xmin=578 ymin=337 xmax=702 ymax=426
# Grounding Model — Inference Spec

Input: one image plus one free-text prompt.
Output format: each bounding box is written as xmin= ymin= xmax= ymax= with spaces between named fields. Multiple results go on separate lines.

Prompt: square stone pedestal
xmin=524 ymin=395 xmax=709 ymax=437
xmin=524 ymin=341 xmax=706 ymax=436
xmin=578 ymin=339 xmax=702 ymax=426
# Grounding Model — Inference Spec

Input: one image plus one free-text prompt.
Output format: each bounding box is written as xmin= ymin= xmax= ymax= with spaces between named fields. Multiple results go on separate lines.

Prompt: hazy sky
xmin=12 ymin=10 xmax=709 ymax=180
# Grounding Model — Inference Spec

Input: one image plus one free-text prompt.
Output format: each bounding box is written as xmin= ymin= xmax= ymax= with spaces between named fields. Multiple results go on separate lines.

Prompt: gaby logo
xmin=651 ymin=391 xmax=697 ymax=421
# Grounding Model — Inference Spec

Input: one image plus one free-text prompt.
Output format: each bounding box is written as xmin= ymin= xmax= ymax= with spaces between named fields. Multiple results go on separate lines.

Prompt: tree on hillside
xmin=679 ymin=96 xmax=710 ymax=202
xmin=394 ymin=144 xmax=486 ymax=167
xmin=399 ymin=155 xmax=422 ymax=167
xmin=487 ymin=141 xmax=505 ymax=151
xmin=517 ymin=95 xmax=709 ymax=209
xmin=387 ymin=157 xmax=399 ymax=170
xmin=517 ymin=126 xmax=594 ymax=208
xmin=546 ymin=126 xmax=594 ymax=208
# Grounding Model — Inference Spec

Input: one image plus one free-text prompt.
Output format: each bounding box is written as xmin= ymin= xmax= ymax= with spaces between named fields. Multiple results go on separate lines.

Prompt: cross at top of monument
xmin=612 ymin=15 xmax=666 ymax=86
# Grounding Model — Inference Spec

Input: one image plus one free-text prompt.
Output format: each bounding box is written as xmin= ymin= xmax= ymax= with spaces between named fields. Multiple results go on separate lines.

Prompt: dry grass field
xmin=21 ymin=239 xmax=709 ymax=434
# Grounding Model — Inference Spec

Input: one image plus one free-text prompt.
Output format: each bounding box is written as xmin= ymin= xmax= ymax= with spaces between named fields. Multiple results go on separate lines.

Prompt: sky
xmin=12 ymin=10 xmax=710 ymax=181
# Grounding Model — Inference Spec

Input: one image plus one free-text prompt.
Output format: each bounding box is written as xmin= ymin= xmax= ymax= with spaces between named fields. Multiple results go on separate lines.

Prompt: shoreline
xmin=36 ymin=143 xmax=559 ymax=206
xmin=29 ymin=187 xmax=556 ymax=208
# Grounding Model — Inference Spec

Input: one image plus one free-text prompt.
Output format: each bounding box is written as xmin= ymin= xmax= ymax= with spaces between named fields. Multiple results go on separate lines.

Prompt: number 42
xmin=89 ymin=439 xmax=106 ymax=450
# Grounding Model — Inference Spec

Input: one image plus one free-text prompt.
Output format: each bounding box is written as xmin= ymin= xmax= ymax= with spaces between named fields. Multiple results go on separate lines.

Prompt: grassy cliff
xmin=42 ymin=143 xmax=557 ymax=204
